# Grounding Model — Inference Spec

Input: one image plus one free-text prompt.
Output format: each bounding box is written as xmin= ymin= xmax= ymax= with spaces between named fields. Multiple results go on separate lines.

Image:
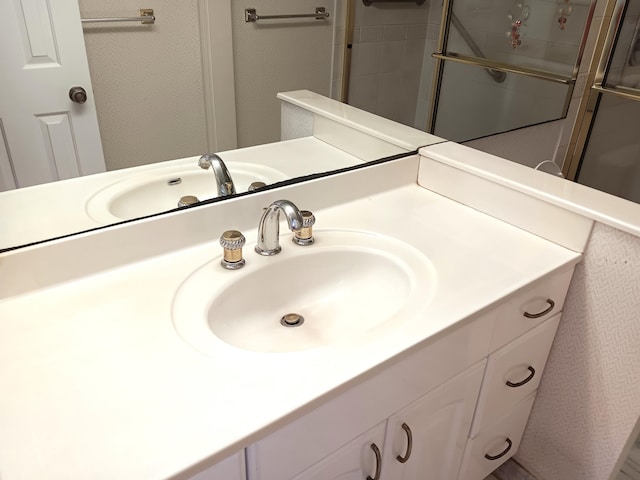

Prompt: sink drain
xmin=281 ymin=313 xmax=304 ymax=327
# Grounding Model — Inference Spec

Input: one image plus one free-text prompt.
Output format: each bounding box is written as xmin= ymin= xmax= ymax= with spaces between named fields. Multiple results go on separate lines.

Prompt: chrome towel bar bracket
xmin=245 ymin=7 xmax=330 ymax=23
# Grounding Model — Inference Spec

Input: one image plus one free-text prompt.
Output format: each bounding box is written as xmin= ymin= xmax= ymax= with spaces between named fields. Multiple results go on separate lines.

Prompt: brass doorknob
xmin=69 ymin=86 xmax=87 ymax=104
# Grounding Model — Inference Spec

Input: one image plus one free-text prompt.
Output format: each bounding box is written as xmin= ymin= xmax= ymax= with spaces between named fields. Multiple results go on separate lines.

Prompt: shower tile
xmin=361 ymin=26 xmax=384 ymax=43
xmin=361 ymin=4 xmax=392 ymax=26
xmin=376 ymin=72 xmax=403 ymax=121
xmin=351 ymin=42 xmax=382 ymax=75
xmin=429 ymin=0 xmax=443 ymax=24
xmin=352 ymin=27 xmax=361 ymax=43
xmin=426 ymin=23 xmax=440 ymax=41
xmin=403 ymin=39 xmax=427 ymax=74
xmin=381 ymin=41 xmax=404 ymax=73
xmin=408 ymin=24 xmax=428 ymax=40
xmin=384 ymin=25 xmax=407 ymax=41
xmin=544 ymin=42 xmax=579 ymax=66
xmin=348 ymin=74 xmax=379 ymax=108
xmin=384 ymin=5 xmax=429 ymax=25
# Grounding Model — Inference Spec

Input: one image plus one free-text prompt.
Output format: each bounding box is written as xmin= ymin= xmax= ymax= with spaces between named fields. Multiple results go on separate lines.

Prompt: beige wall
xmin=516 ymin=221 xmax=640 ymax=480
xmin=230 ymin=0 xmax=335 ymax=147
xmin=79 ymin=0 xmax=208 ymax=170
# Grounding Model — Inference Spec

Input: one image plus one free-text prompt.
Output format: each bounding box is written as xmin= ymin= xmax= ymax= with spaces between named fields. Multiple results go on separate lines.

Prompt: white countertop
xmin=0 ymin=170 xmax=581 ymax=479
xmin=278 ymin=90 xmax=444 ymax=152
xmin=421 ymin=142 xmax=640 ymax=238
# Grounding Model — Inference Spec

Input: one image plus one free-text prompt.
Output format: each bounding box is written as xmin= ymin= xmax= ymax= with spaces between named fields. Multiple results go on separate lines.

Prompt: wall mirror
xmin=0 ymin=0 xmax=598 ymax=252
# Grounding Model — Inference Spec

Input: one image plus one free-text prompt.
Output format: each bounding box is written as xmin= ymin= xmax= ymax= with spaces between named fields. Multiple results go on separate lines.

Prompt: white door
xmin=0 ymin=0 xmax=105 ymax=191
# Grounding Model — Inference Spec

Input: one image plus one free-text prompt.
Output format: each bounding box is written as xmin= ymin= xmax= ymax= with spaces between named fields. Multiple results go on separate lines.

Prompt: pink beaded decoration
xmin=506 ymin=2 xmax=529 ymax=50
xmin=558 ymin=0 xmax=573 ymax=30
xmin=510 ymin=20 xmax=522 ymax=49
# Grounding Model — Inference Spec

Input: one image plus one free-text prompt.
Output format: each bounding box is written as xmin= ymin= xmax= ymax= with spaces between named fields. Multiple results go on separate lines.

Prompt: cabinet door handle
xmin=396 ymin=422 xmax=413 ymax=463
xmin=506 ymin=366 xmax=536 ymax=388
xmin=523 ymin=298 xmax=555 ymax=318
xmin=367 ymin=443 xmax=382 ymax=480
xmin=484 ymin=437 xmax=513 ymax=461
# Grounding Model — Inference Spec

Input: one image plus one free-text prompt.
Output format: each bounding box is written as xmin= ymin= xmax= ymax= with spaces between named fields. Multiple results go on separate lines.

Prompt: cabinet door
xmin=291 ymin=421 xmax=386 ymax=480
xmin=188 ymin=451 xmax=246 ymax=480
xmin=379 ymin=362 xmax=485 ymax=480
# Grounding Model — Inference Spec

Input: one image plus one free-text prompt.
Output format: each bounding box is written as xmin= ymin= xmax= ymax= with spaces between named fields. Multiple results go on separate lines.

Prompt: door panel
xmin=0 ymin=0 xmax=105 ymax=190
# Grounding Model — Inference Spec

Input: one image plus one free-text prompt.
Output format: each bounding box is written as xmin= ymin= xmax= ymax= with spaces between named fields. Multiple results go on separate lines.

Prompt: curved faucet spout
xmin=255 ymin=200 xmax=303 ymax=256
xmin=198 ymin=153 xmax=236 ymax=197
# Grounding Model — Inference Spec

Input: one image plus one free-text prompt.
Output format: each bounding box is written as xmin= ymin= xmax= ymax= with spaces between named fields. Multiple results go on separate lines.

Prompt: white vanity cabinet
xmin=256 ymin=363 xmax=484 ymax=480
xmin=245 ymin=266 xmax=574 ymax=480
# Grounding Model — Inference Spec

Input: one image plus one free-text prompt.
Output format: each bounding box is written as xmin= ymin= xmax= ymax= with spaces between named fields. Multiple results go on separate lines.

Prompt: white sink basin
xmin=86 ymin=162 xmax=288 ymax=223
xmin=172 ymin=230 xmax=437 ymax=355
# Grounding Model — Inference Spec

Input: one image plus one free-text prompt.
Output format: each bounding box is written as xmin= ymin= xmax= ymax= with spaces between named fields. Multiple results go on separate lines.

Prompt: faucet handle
xmin=293 ymin=210 xmax=315 ymax=246
xmin=220 ymin=230 xmax=246 ymax=270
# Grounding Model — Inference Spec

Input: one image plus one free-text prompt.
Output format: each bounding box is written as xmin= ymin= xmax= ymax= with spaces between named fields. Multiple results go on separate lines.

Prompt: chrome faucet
xmin=255 ymin=200 xmax=304 ymax=255
xmin=198 ymin=153 xmax=236 ymax=196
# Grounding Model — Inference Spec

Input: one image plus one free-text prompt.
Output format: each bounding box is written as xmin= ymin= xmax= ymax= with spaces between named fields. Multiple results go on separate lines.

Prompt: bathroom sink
xmin=86 ymin=162 xmax=288 ymax=223
xmin=172 ymin=230 xmax=436 ymax=355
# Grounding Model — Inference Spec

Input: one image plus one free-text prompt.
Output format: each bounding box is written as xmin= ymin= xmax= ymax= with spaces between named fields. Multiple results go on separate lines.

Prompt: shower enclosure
xmin=339 ymin=0 xmax=596 ymax=143
xmin=431 ymin=0 xmax=595 ymax=142
xmin=565 ymin=0 xmax=640 ymax=204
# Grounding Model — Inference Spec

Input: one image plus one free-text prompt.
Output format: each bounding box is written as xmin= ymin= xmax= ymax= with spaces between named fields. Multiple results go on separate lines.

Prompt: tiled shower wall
xmin=463 ymin=0 xmax=611 ymax=168
xmin=332 ymin=1 xmax=441 ymax=129
xmin=435 ymin=0 xmax=590 ymax=143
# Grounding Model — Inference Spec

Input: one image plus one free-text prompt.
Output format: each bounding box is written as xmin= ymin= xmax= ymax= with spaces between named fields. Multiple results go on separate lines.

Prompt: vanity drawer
xmin=489 ymin=267 xmax=573 ymax=351
xmin=470 ymin=313 xmax=560 ymax=436
xmin=458 ymin=392 xmax=536 ymax=480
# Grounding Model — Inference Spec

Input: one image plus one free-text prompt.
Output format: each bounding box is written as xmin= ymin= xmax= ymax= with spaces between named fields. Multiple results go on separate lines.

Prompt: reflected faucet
xmin=255 ymin=200 xmax=303 ymax=256
xmin=198 ymin=153 xmax=236 ymax=197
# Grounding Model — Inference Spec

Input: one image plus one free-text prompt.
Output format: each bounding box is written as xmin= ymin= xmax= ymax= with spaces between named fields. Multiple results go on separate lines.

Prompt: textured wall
xmin=516 ymin=222 xmax=640 ymax=480
xmin=231 ymin=0 xmax=335 ymax=148
xmin=79 ymin=0 xmax=208 ymax=170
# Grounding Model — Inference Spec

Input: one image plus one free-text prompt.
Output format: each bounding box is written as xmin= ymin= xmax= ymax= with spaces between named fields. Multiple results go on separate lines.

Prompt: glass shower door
xmin=430 ymin=0 xmax=595 ymax=142
xmin=572 ymin=0 xmax=640 ymax=203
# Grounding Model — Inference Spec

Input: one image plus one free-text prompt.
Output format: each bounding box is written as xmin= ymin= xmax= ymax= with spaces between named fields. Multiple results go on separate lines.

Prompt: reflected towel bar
xmin=81 ymin=9 xmax=155 ymax=25
xmin=245 ymin=7 xmax=330 ymax=23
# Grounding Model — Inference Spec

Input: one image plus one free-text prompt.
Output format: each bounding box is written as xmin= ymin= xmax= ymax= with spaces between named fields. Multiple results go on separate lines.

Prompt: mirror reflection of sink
xmin=86 ymin=162 xmax=288 ymax=223
xmin=172 ymin=230 xmax=437 ymax=355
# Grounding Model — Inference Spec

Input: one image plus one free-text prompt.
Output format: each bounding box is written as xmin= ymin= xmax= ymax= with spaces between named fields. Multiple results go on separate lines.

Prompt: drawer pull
xmin=506 ymin=366 xmax=536 ymax=388
xmin=523 ymin=298 xmax=555 ymax=319
xmin=484 ymin=437 xmax=513 ymax=461
xmin=396 ymin=422 xmax=413 ymax=463
xmin=367 ymin=443 xmax=381 ymax=480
